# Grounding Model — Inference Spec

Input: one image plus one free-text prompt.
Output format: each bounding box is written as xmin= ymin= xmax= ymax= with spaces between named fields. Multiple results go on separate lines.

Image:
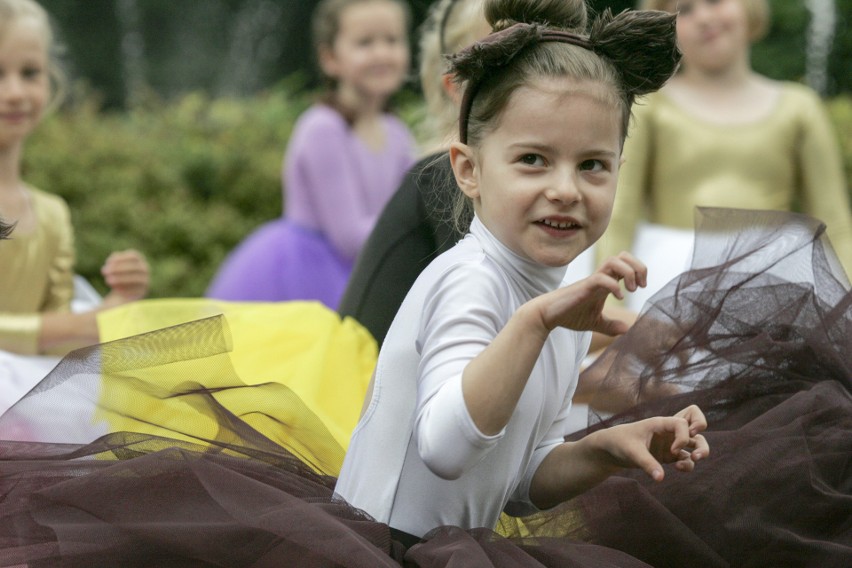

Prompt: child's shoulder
xmin=28 ymin=186 xmax=70 ymax=218
xmin=419 ymin=238 xmax=516 ymax=306
xmin=293 ymin=104 xmax=349 ymax=134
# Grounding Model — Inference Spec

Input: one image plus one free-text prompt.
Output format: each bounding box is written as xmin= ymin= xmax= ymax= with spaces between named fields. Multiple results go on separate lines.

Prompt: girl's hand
xmin=598 ymin=404 xmax=709 ymax=482
xmin=101 ymin=249 xmax=150 ymax=306
xmin=538 ymin=252 xmax=647 ymax=336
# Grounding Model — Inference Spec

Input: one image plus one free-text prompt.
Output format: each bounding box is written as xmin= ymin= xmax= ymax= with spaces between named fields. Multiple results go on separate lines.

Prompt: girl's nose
xmin=0 ymin=75 xmax=25 ymax=102
xmin=546 ymin=173 xmax=581 ymax=204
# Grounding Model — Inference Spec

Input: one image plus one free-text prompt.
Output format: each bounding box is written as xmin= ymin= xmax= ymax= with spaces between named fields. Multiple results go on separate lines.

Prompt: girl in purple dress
xmin=206 ymin=0 xmax=415 ymax=308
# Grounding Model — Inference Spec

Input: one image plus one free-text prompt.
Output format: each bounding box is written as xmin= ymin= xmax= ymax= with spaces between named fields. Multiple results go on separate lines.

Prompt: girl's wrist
xmin=515 ymin=298 xmax=554 ymax=342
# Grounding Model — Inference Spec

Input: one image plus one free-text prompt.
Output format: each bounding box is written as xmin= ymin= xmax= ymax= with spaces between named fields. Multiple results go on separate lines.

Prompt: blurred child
xmin=338 ymin=0 xmax=488 ymax=343
xmin=335 ymin=0 xmax=707 ymax=542
xmin=0 ymin=0 xmax=149 ymax=356
xmin=206 ymin=0 xmax=415 ymax=309
xmin=598 ymin=0 xmax=852 ymax=310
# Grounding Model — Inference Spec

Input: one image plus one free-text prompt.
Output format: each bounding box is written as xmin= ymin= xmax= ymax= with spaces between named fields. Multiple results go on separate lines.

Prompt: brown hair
xmin=0 ymin=0 xmax=66 ymax=111
xmin=445 ymin=0 xmax=680 ymax=231
xmin=640 ymin=0 xmax=770 ymax=42
xmin=450 ymin=0 xmax=680 ymax=146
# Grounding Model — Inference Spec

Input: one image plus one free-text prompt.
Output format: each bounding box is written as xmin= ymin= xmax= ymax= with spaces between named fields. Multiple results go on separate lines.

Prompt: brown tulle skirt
xmin=1 ymin=209 xmax=850 ymax=567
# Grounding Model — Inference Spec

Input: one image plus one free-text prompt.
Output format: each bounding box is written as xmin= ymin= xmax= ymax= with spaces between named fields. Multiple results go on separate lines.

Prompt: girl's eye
xmin=519 ymin=154 xmax=544 ymax=167
xmin=22 ymin=67 xmax=42 ymax=79
xmin=579 ymin=159 xmax=606 ymax=172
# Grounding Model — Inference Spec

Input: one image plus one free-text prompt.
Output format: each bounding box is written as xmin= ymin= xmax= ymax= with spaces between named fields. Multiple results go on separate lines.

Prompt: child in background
xmin=0 ymin=0 xmax=149 ymax=356
xmin=598 ymin=0 xmax=852 ymax=311
xmin=338 ymin=0 xmax=488 ymax=344
xmin=206 ymin=0 xmax=415 ymax=309
xmin=336 ymin=0 xmax=707 ymax=543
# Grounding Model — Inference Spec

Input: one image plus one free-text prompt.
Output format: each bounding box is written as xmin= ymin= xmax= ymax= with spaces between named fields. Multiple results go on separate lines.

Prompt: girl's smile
xmin=452 ymin=77 xmax=622 ymax=268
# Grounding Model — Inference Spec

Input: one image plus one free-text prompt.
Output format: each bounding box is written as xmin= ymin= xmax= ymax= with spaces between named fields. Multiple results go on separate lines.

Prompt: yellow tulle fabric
xmin=96 ymin=299 xmax=377 ymax=474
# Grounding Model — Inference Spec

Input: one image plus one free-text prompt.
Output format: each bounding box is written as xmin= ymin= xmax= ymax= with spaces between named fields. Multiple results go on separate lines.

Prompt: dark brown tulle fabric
xmin=1 ymin=208 xmax=850 ymax=567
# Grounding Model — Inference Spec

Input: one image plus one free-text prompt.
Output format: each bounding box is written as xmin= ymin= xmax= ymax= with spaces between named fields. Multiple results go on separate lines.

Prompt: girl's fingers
xmin=667 ymin=416 xmax=692 ymax=456
xmin=632 ymin=448 xmax=665 ymax=482
xmin=690 ymin=434 xmax=709 ymax=461
xmin=597 ymin=253 xmax=648 ymax=292
xmin=676 ymin=405 xmax=708 ymax=436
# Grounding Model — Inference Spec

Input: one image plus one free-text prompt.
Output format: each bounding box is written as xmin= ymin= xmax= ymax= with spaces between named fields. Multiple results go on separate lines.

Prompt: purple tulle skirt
xmin=206 ymin=219 xmax=352 ymax=309
xmin=1 ymin=208 xmax=850 ymax=567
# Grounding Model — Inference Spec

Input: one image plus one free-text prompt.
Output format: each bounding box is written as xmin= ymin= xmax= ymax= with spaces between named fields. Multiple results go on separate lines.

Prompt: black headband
xmin=456 ymin=24 xmax=593 ymax=144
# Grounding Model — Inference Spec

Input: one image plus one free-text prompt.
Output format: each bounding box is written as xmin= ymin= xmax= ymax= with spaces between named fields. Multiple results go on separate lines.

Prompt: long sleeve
xmin=795 ymin=89 xmax=852 ymax=275
xmin=0 ymin=188 xmax=75 ymax=355
xmin=283 ymin=106 xmax=414 ymax=262
xmin=413 ymin=261 xmax=508 ymax=479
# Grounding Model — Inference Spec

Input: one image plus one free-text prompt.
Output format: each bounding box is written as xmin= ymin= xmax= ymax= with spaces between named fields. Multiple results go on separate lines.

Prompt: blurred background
xmin=23 ymin=0 xmax=852 ymax=298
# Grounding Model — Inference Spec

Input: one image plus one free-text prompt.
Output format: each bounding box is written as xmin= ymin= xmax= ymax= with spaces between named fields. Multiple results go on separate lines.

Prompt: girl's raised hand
xmin=598 ymin=404 xmax=709 ymax=482
xmin=101 ymin=249 xmax=150 ymax=307
xmin=537 ymin=252 xmax=647 ymax=336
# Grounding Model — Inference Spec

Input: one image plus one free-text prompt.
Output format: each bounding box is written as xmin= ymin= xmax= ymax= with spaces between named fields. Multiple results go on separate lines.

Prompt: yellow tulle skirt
xmin=96 ymin=299 xmax=377 ymax=474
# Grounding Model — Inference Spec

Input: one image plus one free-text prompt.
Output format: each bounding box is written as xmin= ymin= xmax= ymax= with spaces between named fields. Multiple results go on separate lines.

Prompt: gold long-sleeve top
xmin=0 ymin=187 xmax=74 ymax=355
xmin=598 ymin=82 xmax=852 ymax=276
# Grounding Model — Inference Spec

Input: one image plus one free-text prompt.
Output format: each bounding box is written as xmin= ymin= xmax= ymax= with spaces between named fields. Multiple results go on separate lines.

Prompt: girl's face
xmin=674 ymin=0 xmax=751 ymax=73
xmin=0 ymin=16 xmax=49 ymax=150
xmin=321 ymin=0 xmax=409 ymax=104
xmin=452 ymin=78 xmax=622 ymax=267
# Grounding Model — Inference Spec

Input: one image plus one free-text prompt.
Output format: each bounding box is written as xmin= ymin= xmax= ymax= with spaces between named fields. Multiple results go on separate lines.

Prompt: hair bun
xmin=484 ymin=0 xmax=587 ymax=32
xmin=590 ymin=9 xmax=681 ymax=96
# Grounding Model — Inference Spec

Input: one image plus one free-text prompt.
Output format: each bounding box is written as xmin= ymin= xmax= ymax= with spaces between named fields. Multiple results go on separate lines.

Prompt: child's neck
xmin=334 ymin=85 xmax=391 ymax=151
xmin=679 ymin=53 xmax=753 ymax=91
xmin=0 ymin=144 xmax=35 ymax=233
xmin=665 ymin=58 xmax=780 ymax=126
xmin=0 ymin=144 xmax=24 ymax=193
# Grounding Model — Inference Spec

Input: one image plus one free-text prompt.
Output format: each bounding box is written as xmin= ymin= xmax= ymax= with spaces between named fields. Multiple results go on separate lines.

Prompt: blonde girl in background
xmin=0 ymin=0 xmax=149 ymax=357
xmin=598 ymin=0 xmax=852 ymax=311
xmin=206 ymin=0 xmax=415 ymax=309
xmin=338 ymin=0 xmax=489 ymax=344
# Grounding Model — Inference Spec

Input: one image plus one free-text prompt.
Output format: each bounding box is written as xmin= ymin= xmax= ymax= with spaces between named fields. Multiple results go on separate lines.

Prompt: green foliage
xmin=19 ymin=84 xmax=852 ymax=300
xmin=23 ymin=81 xmax=312 ymax=298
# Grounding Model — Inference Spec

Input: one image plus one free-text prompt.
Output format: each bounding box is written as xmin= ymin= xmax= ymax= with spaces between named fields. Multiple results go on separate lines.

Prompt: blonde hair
xmin=640 ymin=0 xmax=770 ymax=42
xmin=0 ymin=0 xmax=65 ymax=110
xmin=417 ymin=0 xmax=486 ymax=150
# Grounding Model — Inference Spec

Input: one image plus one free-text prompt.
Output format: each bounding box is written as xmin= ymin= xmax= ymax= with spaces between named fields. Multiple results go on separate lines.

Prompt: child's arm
xmin=529 ymin=405 xmax=709 ymax=509
xmin=37 ymin=250 xmax=149 ymax=355
xmin=462 ymin=253 xmax=645 ymax=435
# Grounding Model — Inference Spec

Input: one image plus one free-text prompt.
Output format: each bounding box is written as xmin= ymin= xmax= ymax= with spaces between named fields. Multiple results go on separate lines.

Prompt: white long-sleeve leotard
xmin=335 ymin=216 xmax=591 ymax=538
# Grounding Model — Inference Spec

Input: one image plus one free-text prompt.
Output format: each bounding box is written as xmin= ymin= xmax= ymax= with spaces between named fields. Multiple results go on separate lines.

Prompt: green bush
xmin=23 ymin=82 xmax=311 ymax=298
xmin=20 ymin=85 xmax=852 ymax=300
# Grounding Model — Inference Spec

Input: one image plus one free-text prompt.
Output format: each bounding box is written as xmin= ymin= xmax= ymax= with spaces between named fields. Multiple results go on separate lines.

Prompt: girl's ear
xmin=318 ymin=45 xmax=339 ymax=79
xmin=449 ymin=142 xmax=480 ymax=199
